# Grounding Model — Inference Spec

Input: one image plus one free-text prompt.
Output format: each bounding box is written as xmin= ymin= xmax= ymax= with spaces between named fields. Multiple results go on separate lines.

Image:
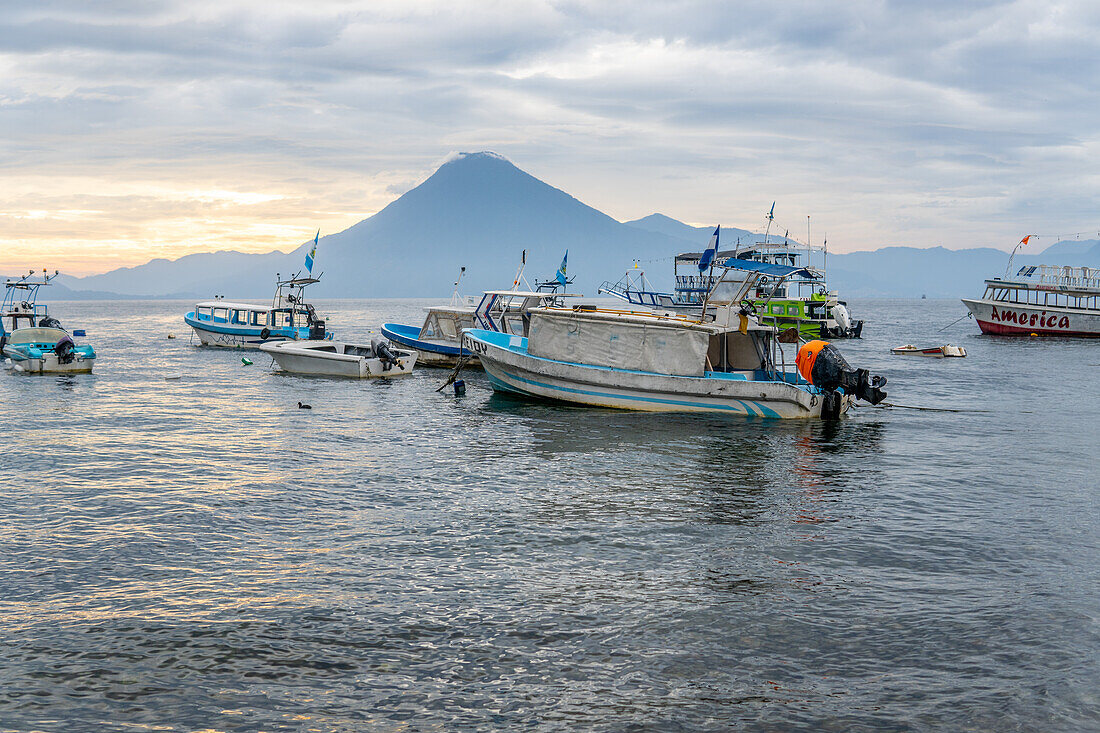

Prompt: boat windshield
xmin=8 ymin=327 xmax=66 ymax=345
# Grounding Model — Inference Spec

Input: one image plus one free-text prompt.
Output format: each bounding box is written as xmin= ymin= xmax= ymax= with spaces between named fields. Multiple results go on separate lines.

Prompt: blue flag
xmin=698 ymin=226 xmax=719 ymax=272
xmin=556 ymin=250 xmax=568 ymax=286
xmin=305 ymin=230 xmax=318 ymax=273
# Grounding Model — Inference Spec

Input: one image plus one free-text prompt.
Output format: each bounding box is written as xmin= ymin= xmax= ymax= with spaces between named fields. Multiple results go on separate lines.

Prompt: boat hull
xmin=463 ymin=331 xmax=844 ymax=419
xmin=260 ymin=340 xmax=417 ymax=378
xmin=961 ymin=298 xmax=1100 ymax=337
xmin=891 ymin=345 xmax=966 ymax=358
xmin=184 ymin=318 xmax=296 ymax=348
xmin=380 ymin=323 xmax=478 ymax=368
xmin=4 ymin=348 xmax=95 ymax=374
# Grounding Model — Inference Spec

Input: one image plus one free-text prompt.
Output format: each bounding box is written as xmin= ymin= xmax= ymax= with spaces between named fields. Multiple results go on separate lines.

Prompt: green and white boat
xmin=601 ymin=228 xmax=863 ymax=339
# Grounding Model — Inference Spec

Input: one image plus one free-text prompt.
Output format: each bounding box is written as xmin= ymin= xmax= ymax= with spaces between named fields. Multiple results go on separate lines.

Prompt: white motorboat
xmin=891 ymin=344 xmax=966 ymax=358
xmin=260 ymin=338 xmax=416 ymax=378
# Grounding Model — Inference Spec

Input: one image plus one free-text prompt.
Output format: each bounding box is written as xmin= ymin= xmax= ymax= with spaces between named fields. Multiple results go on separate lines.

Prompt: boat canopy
xmin=7 ymin=327 xmax=67 ymax=345
xmin=718 ymin=258 xmax=820 ymax=279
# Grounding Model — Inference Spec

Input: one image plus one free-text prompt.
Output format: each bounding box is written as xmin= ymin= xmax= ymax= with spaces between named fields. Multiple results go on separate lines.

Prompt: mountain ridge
xmin=47 ymin=152 xmax=1100 ymax=300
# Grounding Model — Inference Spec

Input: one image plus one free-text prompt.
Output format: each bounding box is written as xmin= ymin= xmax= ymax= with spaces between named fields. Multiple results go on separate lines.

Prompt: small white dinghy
xmin=891 ymin=344 xmax=966 ymax=358
xmin=260 ymin=338 xmax=417 ymax=378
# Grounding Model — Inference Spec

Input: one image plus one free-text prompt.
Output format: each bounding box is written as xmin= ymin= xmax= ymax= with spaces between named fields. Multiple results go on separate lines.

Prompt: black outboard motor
xmin=371 ymin=338 xmax=399 ymax=372
xmin=39 ymin=316 xmax=63 ymax=329
xmin=796 ymin=340 xmax=887 ymax=417
xmin=304 ymin=305 xmax=326 ymax=340
xmin=54 ymin=335 xmax=76 ymax=364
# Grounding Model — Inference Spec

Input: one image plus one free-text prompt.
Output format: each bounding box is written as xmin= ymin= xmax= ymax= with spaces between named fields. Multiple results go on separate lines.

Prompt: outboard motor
xmin=371 ymin=338 xmax=399 ymax=372
xmin=833 ymin=303 xmax=851 ymax=333
xmin=54 ymin=335 xmax=76 ymax=364
xmin=39 ymin=316 xmax=63 ymax=329
xmin=796 ymin=340 xmax=887 ymax=417
xmin=308 ymin=318 xmax=326 ymax=340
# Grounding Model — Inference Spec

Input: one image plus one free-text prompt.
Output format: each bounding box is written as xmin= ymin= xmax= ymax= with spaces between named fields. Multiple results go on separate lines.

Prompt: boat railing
xmin=1018 ymin=264 xmax=1100 ymax=290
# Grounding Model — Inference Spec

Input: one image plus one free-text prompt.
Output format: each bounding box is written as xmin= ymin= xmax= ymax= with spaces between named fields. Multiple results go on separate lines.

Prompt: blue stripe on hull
xmin=381 ymin=324 xmax=468 ymax=356
xmin=483 ymin=362 xmax=783 ymax=418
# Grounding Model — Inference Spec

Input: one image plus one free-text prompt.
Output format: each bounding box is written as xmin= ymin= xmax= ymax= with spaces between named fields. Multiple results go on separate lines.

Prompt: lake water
xmin=0 ymin=299 xmax=1096 ymax=731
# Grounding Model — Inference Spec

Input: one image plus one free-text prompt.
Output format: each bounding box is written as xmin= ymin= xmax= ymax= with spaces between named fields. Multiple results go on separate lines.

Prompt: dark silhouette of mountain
xmin=65 ymin=152 xmax=690 ymax=298
xmin=56 ymin=154 xmax=1100 ymax=299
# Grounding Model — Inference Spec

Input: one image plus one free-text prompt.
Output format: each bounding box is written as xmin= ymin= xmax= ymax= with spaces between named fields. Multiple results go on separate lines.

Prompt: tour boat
xmin=260 ymin=338 xmax=417 ymax=378
xmin=961 ymin=263 xmax=1100 ymax=337
xmin=381 ymin=255 xmax=579 ymax=367
xmin=891 ymin=344 xmax=966 ymax=358
xmin=3 ymin=327 xmax=96 ymax=374
xmin=463 ymin=260 xmax=886 ymax=419
xmin=184 ymin=275 xmax=331 ymax=348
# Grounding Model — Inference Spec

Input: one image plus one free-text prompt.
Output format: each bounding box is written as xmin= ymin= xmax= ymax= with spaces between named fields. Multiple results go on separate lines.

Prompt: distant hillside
xmin=54 ymin=154 xmax=1100 ymax=299
xmin=624 ymin=214 xmax=777 ymax=251
xmin=63 ymin=152 xmax=691 ymax=298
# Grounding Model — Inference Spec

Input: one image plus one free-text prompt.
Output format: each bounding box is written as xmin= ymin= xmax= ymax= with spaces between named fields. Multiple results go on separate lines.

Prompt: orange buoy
xmin=796 ymin=340 xmax=829 ymax=384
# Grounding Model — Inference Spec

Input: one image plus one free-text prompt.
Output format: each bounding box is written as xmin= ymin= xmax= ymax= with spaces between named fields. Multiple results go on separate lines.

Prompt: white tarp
xmin=528 ymin=312 xmax=709 ymax=376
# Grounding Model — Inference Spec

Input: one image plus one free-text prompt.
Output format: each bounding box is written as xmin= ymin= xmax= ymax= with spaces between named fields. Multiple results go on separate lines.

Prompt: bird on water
xmin=298 ymin=402 xmax=312 ymax=409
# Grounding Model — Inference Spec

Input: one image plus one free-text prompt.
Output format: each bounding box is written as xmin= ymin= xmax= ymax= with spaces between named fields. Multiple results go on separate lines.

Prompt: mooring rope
xmin=937 ymin=312 xmax=973 ymax=332
xmin=870 ymin=401 xmax=988 ymax=413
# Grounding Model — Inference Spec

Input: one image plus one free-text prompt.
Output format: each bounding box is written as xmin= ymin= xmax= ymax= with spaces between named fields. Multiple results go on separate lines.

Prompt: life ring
xmin=259 ymin=327 xmax=271 ymax=340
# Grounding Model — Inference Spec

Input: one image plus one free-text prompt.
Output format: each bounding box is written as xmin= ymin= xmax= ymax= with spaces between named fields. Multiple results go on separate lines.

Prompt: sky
xmin=2 ymin=0 xmax=1099 ymax=275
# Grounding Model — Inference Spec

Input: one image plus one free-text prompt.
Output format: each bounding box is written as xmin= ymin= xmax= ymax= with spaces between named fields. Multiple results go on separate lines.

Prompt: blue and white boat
xmin=463 ymin=260 xmax=886 ymax=419
xmin=4 ymin=326 xmax=96 ymax=374
xmin=184 ymin=275 xmax=330 ymax=348
xmin=2 ymin=270 xmax=96 ymax=373
xmin=381 ymin=254 xmax=578 ymax=367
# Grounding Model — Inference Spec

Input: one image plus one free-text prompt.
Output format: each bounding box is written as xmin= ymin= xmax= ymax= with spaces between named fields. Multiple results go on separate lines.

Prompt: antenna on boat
xmin=763 ymin=202 xmax=775 ymax=245
xmin=450 ymin=266 xmax=467 ymax=306
xmin=807 ymin=216 xmax=811 ymax=271
xmin=511 ymin=250 xmax=530 ymax=291
xmin=1004 ymin=235 xmax=1034 ymax=279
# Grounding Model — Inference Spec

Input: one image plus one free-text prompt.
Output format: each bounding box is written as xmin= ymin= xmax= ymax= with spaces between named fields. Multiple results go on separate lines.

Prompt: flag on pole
xmin=556 ymin=250 xmax=568 ymax=286
xmin=698 ymin=226 xmax=720 ymax=272
xmin=1020 ymin=235 xmax=1032 ymax=246
xmin=305 ymin=230 xmax=319 ymax=274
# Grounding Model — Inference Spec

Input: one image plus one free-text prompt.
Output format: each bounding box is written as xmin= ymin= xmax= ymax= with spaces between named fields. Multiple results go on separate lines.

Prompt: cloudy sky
xmin=2 ymin=0 xmax=1099 ymax=275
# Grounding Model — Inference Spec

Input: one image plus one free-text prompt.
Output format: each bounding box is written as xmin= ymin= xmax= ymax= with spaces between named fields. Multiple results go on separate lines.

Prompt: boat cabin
xmin=191 ymin=301 xmax=316 ymax=331
xmin=982 ymin=266 xmax=1100 ymax=311
xmin=418 ymin=290 xmax=580 ymax=341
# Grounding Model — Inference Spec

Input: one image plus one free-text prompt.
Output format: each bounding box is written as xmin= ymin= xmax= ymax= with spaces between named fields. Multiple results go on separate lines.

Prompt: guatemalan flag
xmin=698 ymin=226 xmax=720 ymax=272
xmin=556 ymin=250 xmax=568 ymax=286
xmin=305 ymin=230 xmax=319 ymax=274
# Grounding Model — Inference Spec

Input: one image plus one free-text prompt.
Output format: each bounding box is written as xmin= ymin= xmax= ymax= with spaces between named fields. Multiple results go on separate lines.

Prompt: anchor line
xmin=872 ymin=401 xmax=988 ymax=413
xmin=436 ymin=354 xmax=473 ymax=392
xmin=937 ymin=312 xmax=973 ymax=332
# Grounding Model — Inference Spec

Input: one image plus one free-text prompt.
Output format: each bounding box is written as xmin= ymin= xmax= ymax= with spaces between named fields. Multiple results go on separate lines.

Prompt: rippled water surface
xmin=1 ymin=299 xmax=1097 ymax=731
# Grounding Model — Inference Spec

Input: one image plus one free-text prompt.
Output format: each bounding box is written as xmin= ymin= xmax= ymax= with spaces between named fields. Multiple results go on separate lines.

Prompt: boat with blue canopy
xmin=381 ymin=253 xmax=578 ymax=367
xmin=463 ymin=258 xmax=886 ymax=419
xmin=600 ymin=218 xmax=863 ymax=338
